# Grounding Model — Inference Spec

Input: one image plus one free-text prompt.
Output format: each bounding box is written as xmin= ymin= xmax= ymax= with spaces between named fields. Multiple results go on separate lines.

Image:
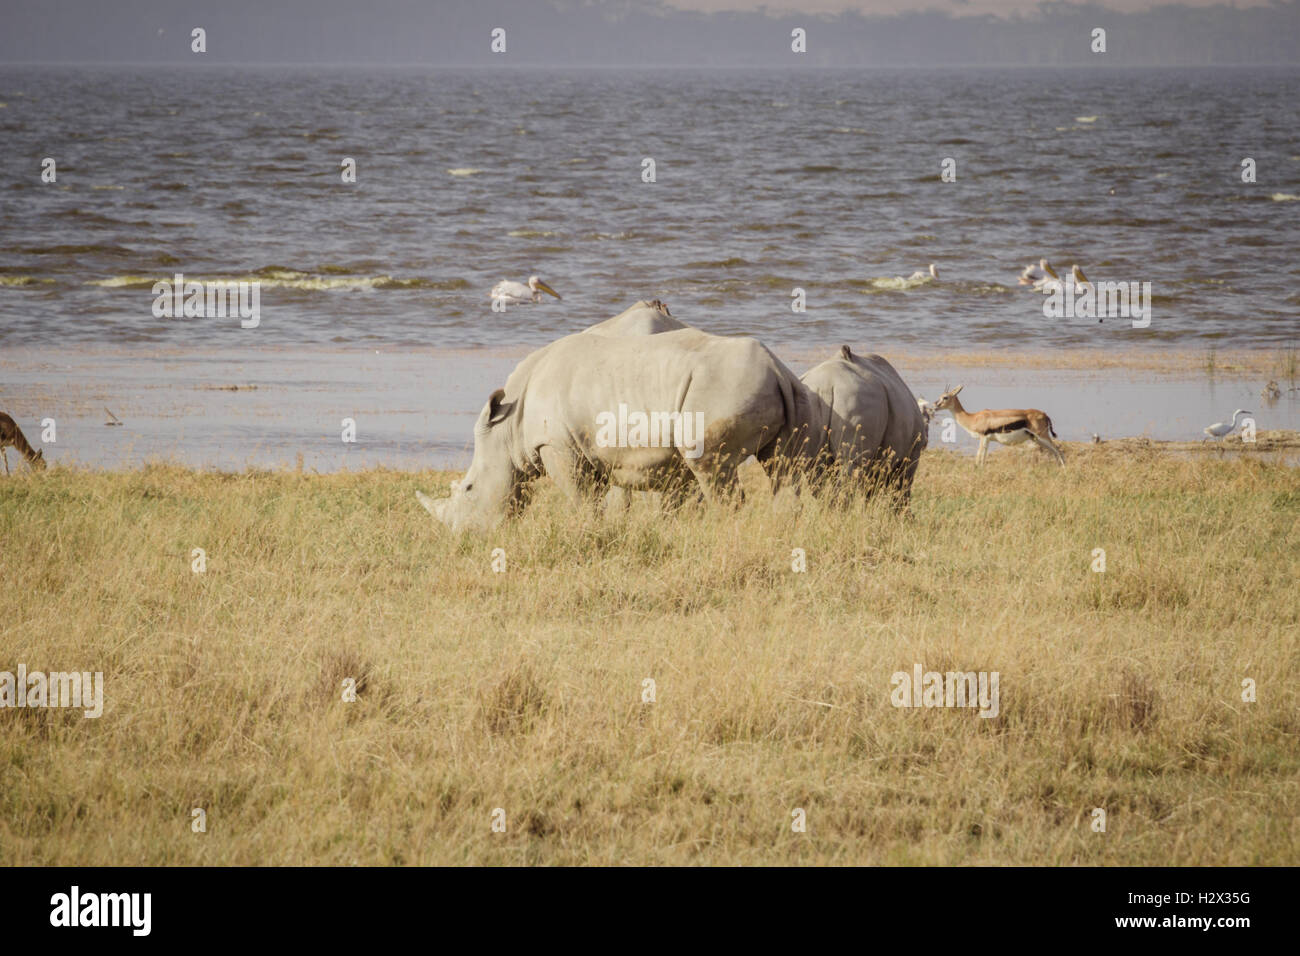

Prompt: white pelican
xmin=1018 ymin=258 xmax=1060 ymax=289
xmin=1203 ymin=409 xmax=1251 ymax=442
xmin=1070 ymin=264 xmax=1092 ymax=291
xmin=490 ymin=275 xmax=561 ymax=305
xmin=906 ymin=263 xmax=940 ymax=281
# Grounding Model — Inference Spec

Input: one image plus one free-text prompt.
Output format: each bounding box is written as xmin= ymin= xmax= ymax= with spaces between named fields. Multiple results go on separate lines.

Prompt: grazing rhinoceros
xmin=584 ymin=299 xmax=689 ymax=336
xmin=417 ymin=328 xmax=800 ymax=531
xmin=777 ymin=345 xmax=927 ymax=500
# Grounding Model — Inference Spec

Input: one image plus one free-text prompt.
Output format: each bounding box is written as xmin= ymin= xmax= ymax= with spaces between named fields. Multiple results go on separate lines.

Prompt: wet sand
xmin=1 ymin=344 xmax=1297 ymax=471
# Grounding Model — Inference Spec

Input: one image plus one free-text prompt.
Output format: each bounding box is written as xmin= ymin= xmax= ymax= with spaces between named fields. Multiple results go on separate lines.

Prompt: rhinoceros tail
xmin=415 ymin=489 xmax=439 ymax=517
xmin=773 ymin=364 xmax=801 ymax=454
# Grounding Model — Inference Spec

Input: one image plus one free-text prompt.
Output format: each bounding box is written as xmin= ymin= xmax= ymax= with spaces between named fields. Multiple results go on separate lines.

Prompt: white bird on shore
xmin=490 ymin=275 xmax=562 ymax=305
xmin=1203 ymin=409 xmax=1251 ymax=441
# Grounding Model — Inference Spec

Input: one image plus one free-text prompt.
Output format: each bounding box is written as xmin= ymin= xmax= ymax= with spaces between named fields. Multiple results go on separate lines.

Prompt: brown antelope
xmin=0 ymin=412 xmax=46 ymax=474
xmin=933 ymin=385 xmax=1064 ymax=467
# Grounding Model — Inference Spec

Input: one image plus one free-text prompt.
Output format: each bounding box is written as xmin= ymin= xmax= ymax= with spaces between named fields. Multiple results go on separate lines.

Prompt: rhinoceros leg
xmin=758 ymin=447 xmax=796 ymax=497
xmin=659 ymin=471 xmax=707 ymax=511
xmin=603 ymin=485 xmax=631 ymax=514
xmin=684 ymin=455 xmax=744 ymax=504
xmin=539 ymin=445 xmax=607 ymax=514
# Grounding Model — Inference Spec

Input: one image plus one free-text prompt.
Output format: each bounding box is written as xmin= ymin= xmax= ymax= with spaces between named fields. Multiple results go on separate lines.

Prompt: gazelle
xmin=0 ymin=412 xmax=46 ymax=474
xmin=933 ymin=385 xmax=1065 ymax=467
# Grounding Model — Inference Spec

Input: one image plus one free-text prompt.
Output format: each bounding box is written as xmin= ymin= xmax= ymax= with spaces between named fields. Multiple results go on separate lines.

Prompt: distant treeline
xmin=2 ymin=0 xmax=1299 ymax=66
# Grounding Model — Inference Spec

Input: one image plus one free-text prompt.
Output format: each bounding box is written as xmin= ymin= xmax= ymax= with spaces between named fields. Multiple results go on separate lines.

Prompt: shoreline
xmin=2 ymin=344 xmax=1297 ymax=472
xmin=3 ymin=434 xmax=1297 ymax=478
xmin=3 ymin=342 xmax=1295 ymax=376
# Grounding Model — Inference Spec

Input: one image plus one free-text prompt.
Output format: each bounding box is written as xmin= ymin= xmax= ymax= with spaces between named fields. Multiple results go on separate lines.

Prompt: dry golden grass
xmin=1 ymin=445 xmax=1297 ymax=865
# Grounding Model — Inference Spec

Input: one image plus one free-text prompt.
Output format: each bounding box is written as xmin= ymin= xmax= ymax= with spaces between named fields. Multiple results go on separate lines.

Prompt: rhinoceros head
xmin=427 ymin=388 xmax=523 ymax=533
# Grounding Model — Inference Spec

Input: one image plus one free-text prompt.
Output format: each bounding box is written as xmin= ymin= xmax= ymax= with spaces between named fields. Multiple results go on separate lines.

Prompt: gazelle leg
xmin=2 ymin=448 xmax=8 ymax=475
xmin=1034 ymin=434 xmax=1065 ymax=467
xmin=976 ymin=435 xmax=989 ymax=466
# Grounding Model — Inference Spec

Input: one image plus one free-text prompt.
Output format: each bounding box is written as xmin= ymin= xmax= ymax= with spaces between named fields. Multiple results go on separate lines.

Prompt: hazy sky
xmin=671 ymin=0 xmax=1274 ymax=12
xmin=1 ymin=0 xmax=1296 ymax=65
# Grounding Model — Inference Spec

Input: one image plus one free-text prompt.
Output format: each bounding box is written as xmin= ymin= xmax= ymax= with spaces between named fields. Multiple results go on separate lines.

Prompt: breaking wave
xmin=88 ymin=271 xmax=471 ymax=291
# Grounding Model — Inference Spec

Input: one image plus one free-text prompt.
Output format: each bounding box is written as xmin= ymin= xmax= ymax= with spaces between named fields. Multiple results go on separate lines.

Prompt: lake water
xmin=1 ymin=65 xmax=1298 ymax=351
xmin=1 ymin=66 xmax=1297 ymax=469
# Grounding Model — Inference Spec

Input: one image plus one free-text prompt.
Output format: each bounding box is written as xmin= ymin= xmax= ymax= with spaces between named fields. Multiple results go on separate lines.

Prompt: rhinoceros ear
xmin=477 ymin=388 xmax=514 ymax=430
xmin=839 ymin=345 xmax=853 ymax=361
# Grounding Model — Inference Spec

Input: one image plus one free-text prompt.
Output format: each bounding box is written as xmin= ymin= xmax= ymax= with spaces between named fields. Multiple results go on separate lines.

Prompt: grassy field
xmin=1 ymin=444 xmax=1297 ymax=865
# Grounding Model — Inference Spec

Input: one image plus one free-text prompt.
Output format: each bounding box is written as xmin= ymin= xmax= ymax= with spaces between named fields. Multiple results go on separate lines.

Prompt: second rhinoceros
xmin=791 ymin=345 xmax=928 ymax=500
